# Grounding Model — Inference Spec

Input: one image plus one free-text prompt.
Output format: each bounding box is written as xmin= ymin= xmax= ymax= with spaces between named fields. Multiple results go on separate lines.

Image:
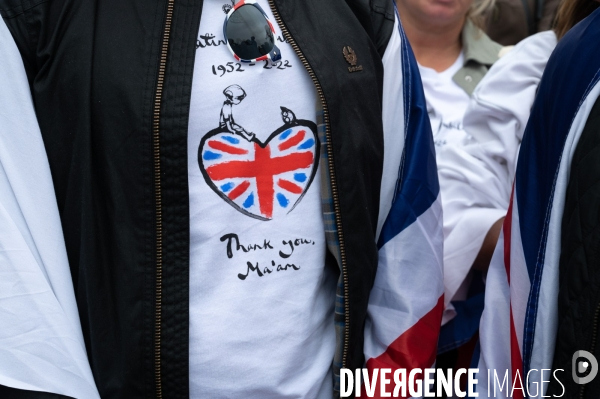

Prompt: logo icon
xmin=572 ymin=350 xmax=598 ymax=384
xmin=343 ymin=46 xmax=363 ymax=73
xmin=222 ymin=0 xmax=234 ymax=14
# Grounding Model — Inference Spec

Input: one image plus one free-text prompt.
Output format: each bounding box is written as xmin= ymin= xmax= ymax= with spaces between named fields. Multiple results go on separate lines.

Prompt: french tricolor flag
xmin=477 ymin=10 xmax=600 ymax=398
xmin=359 ymin=9 xmax=444 ymax=397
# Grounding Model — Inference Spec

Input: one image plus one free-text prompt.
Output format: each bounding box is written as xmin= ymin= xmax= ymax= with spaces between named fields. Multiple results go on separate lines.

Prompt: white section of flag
xmin=477 ymin=72 xmax=600 ymax=398
xmin=365 ymin=197 xmax=444 ymax=360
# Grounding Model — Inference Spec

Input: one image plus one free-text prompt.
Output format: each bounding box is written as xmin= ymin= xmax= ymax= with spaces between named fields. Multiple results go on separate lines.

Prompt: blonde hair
xmin=554 ymin=0 xmax=599 ymax=39
xmin=468 ymin=0 xmax=496 ymax=29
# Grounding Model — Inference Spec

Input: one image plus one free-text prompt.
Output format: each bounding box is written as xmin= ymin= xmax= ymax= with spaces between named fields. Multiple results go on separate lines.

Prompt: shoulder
xmin=463 ymin=30 xmax=557 ymax=139
xmin=344 ymin=0 xmax=394 ymax=22
xmin=345 ymin=0 xmax=395 ymax=57
xmin=454 ymin=20 xmax=503 ymax=94
xmin=462 ymin=20 xmax=503 ymax=68
xmin=473 ymin=30 xmax=557 ymax=99
xmin=0 ymin=0 xmax=66 ymax=80
xmin=556 ymin=8 xmax=600 ymax=47
xmin=0 ymin=0 xmax=23 ymax=17
xmin=507 ymin=30 xmax=558 ymax=61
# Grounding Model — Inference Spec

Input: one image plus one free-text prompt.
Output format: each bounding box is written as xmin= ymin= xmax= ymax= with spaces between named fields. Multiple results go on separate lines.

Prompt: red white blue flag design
xmin=478 ymin=10 xmax=600 ymax=398
xmin=199 ymin=125 xmax=318 ymax=221
xmin=357 ymin=8 xmax=444 ymax=397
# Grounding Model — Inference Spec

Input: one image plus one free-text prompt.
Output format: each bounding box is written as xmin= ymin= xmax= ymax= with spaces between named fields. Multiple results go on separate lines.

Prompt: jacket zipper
xmin=580 ymin=301 xmax=600 ymax=399
xmin=266 ymin=0 xmax=350 ymax=369
xmin=153 ymin=0 xmax=175 ymax=397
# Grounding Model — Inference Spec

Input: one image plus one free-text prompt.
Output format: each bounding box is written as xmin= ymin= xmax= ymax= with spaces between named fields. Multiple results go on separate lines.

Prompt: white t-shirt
xmin=187 ymin=1 xmax=336 ymax=398
xmin=418 ymin=52 xmax=472 ymax=152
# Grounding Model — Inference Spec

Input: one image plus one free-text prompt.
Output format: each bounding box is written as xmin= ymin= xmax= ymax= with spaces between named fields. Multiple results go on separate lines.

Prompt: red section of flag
xmin=361 ymin=295 xmax=444 ymax=398
xmin=233 ymin=0 xmax=245 ymax=10
xmin=254 ymin=144 xmax=276 ymax=217
xmin=228 ymin=180 xmax=250 ymax=200
xmin=208 ymin=140 xmax=248 ymax=155
xmin=278 ymin=130 xmax=306 ymax=152
xmin=277 ymin=179 xmax=303 ymax=194
xmin=510 ymin=309 xmax=525 ymax=399
xmin=503 ymin=185 xmax=524 ymax=399
xmin=207 ymin=143 xmax=313 ymax=218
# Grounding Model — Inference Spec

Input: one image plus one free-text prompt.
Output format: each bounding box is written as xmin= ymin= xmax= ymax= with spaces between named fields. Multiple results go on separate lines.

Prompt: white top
xmin=418 ymin=51 xmax=473 ymax=323
xmin=188 ymin=1 xmax=335 ymax=398
xmin=419 ymin=52 xmax=473 ymax=153
xmin=437 ymin=30 xmax=558 ymax=320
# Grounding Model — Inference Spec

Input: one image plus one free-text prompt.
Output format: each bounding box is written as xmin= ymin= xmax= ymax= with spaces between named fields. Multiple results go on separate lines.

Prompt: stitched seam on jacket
xmin=0 ymin=0 xmax=49 ymax=19
xmin=370 ymin=3 xmax=394 ymax=20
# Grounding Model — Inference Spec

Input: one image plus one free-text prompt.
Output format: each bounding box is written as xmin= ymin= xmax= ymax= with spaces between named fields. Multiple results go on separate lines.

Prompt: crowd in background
xmin=401 ymin=0 xmax=600 ymax=391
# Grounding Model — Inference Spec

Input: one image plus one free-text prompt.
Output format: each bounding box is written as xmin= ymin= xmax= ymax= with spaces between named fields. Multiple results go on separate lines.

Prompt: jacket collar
xmin=462 ymin=19 xmax=500 ymax=67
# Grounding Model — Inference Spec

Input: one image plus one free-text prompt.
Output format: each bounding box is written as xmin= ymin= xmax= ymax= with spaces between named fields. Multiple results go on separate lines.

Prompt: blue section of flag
xmin=437 ymin=294 xmax=484 ymax=354
xmin=221 ymin=182 xmax=234 ymax=192
xmin=280 ymin=129 xmax=293 ymax=140
xmin=276 ymin=193 xmax=289 ymax=208
xmin=203 ymin=151 xmax=222 ymax=160
xmin=243 ymin=193 xmax=254 ymax=209
xmin=298 ymin=139 xmax=314 ymax=149
xmin=204 ymin=129 xmax=317 ymax=219
xmin=377 ymin=9 xmax=440 ymax=250
xmin=515 ymin=8 xmax=600 ymax=377
xmin=221 ymin=135 xmax=240 ymax=144
xmin=294 ymin=173 xmax=307 ymax=183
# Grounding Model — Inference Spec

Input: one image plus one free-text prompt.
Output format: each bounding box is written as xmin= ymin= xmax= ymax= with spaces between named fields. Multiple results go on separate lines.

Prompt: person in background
xmin=396 ymin=0 xmax=502 ymax=376
xmin=397 ymin=0 xmax=501 ymax=154
xmin=439 ymin=0 xmax=600 ymax=291
xmin=437 ymin=0 xmax=600 ymax=391
xmin=471 ymin=7 xmax=600 ymax=396
xmin=485 ymin=0 xmax=560 ymax=45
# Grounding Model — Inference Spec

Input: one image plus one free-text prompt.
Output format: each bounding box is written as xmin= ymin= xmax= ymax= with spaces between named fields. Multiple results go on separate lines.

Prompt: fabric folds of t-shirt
xmin=419 ymin=52 xmax=472 ymax=155
xmin=187 ymin=1 xmax=335 ymax=398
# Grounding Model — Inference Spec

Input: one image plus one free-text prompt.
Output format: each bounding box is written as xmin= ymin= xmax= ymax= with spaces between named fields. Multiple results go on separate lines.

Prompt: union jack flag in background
xmin=477 ymin=11 xmax=600 ymax=398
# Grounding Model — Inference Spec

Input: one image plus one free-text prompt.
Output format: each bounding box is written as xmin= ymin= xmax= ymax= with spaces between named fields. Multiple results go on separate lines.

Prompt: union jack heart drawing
xmin=198 ymin=122 xmax=319 ymax=221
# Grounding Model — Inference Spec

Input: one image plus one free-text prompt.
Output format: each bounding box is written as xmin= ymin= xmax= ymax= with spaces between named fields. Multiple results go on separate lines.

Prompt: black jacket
xmin=0 ymin=0 xmax=395 ymax=397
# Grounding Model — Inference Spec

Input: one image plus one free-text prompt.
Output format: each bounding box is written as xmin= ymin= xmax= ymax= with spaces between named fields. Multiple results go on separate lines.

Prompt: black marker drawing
xmin=220 ymin=84 xmax=255 ymax=141
xmin=198 ymin=86 xmax=320 ymax=221
xmin=280 ymin=106 xmax=297 ymax=125
xmin=222 ymin=0 xmax=234 ymax=14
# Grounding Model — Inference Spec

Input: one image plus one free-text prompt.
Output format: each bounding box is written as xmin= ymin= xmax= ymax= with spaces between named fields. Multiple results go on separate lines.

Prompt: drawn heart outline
xmin=198 ymin=120 xmax=319 ymax=221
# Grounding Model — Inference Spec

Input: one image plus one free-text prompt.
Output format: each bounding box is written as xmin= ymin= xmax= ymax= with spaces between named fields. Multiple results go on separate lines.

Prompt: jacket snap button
xmin=465 ymin=75 xmax=473 ymax=82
